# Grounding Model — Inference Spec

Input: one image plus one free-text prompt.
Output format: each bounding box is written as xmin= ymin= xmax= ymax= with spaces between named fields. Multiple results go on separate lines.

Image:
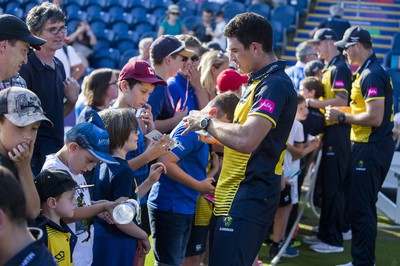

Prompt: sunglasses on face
xmin=182 ymin=55 xmax=200 ymax=62
xmin=170 ymin=12 xmax=179 ymax=15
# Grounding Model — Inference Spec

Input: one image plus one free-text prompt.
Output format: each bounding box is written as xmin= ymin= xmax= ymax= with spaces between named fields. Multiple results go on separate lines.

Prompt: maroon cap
xmin=118 ymin=60 xmax=167 ymax=86
xmin=217 ymin=69 xmax=248 ymax=93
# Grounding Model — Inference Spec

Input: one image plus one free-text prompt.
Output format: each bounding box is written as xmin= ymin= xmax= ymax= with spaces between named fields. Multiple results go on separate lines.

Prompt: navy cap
xmin=308 ymin=28 xmax=338 ymax=43
xmin=334 ymin=26 xmax=372 ymax=48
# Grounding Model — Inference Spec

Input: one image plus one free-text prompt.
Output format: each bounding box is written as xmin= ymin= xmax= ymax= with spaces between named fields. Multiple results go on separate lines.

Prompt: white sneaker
xmin=310 ymin=242 xmax=344 ymax=253
xmin=303 ymin=235 xmax=321 ymax=245
xmin=336 ymin=263 xmax=353 ymax=266
xmin=311 ymin=225 xmax=319 ymax=233
xmin=342 ymin=230 xmax=352 ymax=240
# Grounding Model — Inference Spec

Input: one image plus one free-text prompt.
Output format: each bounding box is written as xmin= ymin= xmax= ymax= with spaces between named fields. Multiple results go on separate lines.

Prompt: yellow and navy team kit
xmin=35 ymin=215 xmax=77 ymax=266
xmin=350 ymin=54 xmax=394 ymax=143
xmin=214 ymin=61 xmax=297 ymax=226
xmin=320 ymin=54 xmax=352 ymax=126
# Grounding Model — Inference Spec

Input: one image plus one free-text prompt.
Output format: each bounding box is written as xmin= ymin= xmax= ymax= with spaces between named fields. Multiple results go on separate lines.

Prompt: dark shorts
xmin=148 ymin=207 xmax=193 ymax=266
xmin=279 ymin=185 xmax=292 ymax=207
xmin=140 ymin=204 xmax=151 ymax=235
xmin=185 ymin=224 xmax=209 ymax=257
xmin=209 ymin=216 xmax=269 ymax=266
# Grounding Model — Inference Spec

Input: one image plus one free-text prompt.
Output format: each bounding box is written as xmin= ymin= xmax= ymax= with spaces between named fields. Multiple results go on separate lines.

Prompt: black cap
xmin=304 ymin=60 xmax=325 ymax=77
xmin=307 ymin=28 xmax=338 ymax=43
xmin=334 ymin=26 xmax=372 ymax=49
xmin=0 ymin=14 xmax=46 ymax=50
xmin=34 ymin=169 xmax=91 ymax=203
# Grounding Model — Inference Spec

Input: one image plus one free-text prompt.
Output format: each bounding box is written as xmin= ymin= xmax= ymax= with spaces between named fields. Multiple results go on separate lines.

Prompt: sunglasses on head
xmin=182 ymin=55 xmax=200 ymax=62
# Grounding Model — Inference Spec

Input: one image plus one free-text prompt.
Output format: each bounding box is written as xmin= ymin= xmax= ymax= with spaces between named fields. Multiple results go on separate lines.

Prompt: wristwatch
xmin=338 ymin=112 xmax=346 ymax=124
xmin=200 ymin=116 xmax=212 ymax=131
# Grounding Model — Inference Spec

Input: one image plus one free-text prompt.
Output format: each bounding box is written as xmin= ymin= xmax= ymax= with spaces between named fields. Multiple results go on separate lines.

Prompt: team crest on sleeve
xmin=367 ymin=88 xmax=378 ymax=97
xmin=259 ymin=99 xmax=275 ymax=114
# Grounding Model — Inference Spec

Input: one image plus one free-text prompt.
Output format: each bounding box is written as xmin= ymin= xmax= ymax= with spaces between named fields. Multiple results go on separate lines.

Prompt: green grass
xmin=144 ymin=206 xmax=400 ymax=266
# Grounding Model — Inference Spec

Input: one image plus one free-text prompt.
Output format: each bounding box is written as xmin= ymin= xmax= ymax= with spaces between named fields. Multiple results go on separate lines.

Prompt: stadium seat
xmin=86 ymin=4 xmax=102 ymax=17
xmin=248 ymin=3 xmax=271 ymax=20
xmin=150 ymin=0 xmax=171 ymax=11
xmin=198 ymin=2 xmax=221 ymax=15
xmin=183 ymin=15 xmax=202 ymax=31
xmin=86 ymin=0 xmax=107 ymax=9
xmin=152 ymin=6 xmax=167 ymax=19
xmin=288 ymin=0 xmax=309 ymax=16
xmin=112 ymin=21 xmax=130 ymax=33
xmin=131 ymin=7 xmax=148 ymax=23
xmin=64 ymin=0 xmax=86 ymax=6
xmin=116 ymin=40 xmax=137 ymax=54
xmin=178 ymin=1 xmax=197 ymax=17
xmin=66 ymin=19 xmax=81 ymax=33
xmin=271 ymin=5 xmax=298 ymax=33
xmin=119 ymin=49 xmax=139 ymax=69
xmin=222 ymin=1 xmax=246 ymax=20
xmin=270 ymin=19 xmax=287 ymax=52
xmin=95 ymin=57 xmax=116 ymax=69
xmin=88 ymin=11 xmax=110 ymax=25
xmin=89 ymin=20 xmax=107 ymax=35
xmin=5 ymin=1 xmax=21 ymax=12
xmin=140 ymin=31 xmax=157 ymax=40
xmin=134 ymin=22 xmax=154 ymax=39
xmin=7 ymin=6 xmax=24 ymax=18
xmin=24 ymin=2 xmax=37 ymax=16
xmin=391 ymin=32 xmax=400 ymax=51
xmin=130 ymin=0 xmax=146 ymax=10
xmin=92 ymin=39 xmax=110 ymax=52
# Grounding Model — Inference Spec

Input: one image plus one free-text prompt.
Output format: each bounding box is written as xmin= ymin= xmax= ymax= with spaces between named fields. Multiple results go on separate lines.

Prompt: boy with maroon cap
xmin=113 ymin=59 xmax=172 ymax=266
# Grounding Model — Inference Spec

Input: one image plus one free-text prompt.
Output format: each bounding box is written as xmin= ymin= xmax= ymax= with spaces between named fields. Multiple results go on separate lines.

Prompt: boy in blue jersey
xmin=327 ymin=26 xmax=395 ymax=266
xmin=182 ymin=12 xmax=297 ymax=266
xmin=148 ymin=92 xmax=239 ymax=266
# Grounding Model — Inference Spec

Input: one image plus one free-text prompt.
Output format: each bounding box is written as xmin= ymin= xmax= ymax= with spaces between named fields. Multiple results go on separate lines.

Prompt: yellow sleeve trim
xmin=248 ymin=112 xmax=277 ymax=128
xmin=365 ymin=97 xmax=385 ymax=103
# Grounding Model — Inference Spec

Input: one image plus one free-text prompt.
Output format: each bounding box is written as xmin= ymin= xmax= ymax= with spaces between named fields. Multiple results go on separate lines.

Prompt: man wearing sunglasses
xmin=19 ymin=2 xmax=80 ymax=174
xmin=304 ymin=28 xmax=353 ymax=254
xmin=326 ymin=26 xmax=394 ymax=266
xmin=168 ymin=34 xmax=210 ymax=113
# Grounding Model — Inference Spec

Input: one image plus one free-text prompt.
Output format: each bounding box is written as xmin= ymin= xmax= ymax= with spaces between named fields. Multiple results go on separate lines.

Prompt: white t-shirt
xmin=211 ymin=21 xmax=227 ymax=50
xmin=55 ymin=45 xmax=83 ymax=78
xmin=284 ymin=120 xmax=304 ymax=204
xmin=42 ymin=154 xmax=93 ymax=266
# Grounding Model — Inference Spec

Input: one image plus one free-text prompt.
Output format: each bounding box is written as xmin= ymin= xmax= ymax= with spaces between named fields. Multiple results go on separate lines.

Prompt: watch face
xmin=201 ymin=118 xmax=208 ymax=128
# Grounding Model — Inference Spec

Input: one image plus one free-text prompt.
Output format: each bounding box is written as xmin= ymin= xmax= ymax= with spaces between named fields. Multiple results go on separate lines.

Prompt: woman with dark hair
xmin=76 ymin=68 xmax=119 ymax=124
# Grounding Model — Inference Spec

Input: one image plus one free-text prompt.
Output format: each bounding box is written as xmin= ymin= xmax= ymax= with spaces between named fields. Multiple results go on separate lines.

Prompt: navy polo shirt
xmin=19 ymin=52 xmax=66 ymax=148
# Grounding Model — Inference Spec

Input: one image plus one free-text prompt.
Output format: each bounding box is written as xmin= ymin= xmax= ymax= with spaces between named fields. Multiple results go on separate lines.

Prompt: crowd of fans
xmin=0 ymin=1 xmax=398 ymax=266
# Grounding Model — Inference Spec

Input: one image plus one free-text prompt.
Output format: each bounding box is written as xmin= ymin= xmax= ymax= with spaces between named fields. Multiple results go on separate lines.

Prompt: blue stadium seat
xmin=391 ymin=32 xmax=400 ymax=52
xmin=112 ymin=21 xmax=130 ymax=33
xmin=152 ymin=6 xmax=167 ymax=19
xmin=149 ymin=0 xmax=171 ymax=11
xmin=64 ymin=3 xmax=80 ymax=16
xmin=130 ymin=0 xmax=146 ymax=10
xmin=183 ymin=15 xmax=202 ymax=31
xmin=5 ymin=1 xmax=21 ymax=12
xmin=95 ymin=57 xmax=116 ymax=69
xmin=271 ymin=5 xmax=298 ymax=33
xmin=270 ymin=19 xmax=287 ymax=52
xmin=86 ymin=0 xmax=106 ymax=8
xmin=86 ymin=4 xmax=102 ymax=17
xmin=116 ymin=40 xmax=137 ymax=54
xmin=115 ymin=30 xmax=139 ymax=43
xmin=24 ymin=2 xmax=37 ymax=16
xmin=140 ymin=31 xmax=157 ymax=40
xmin=131 ymin=6 xmax=147 ymax=23
xmin=248 ymin=3 xmax=271 ymax=20
xmin=90 ymin=20 xmax=107 ymax=35
xmin=66 ymin=19 xmax=81 ymax=34
xmin=222 ymin=1 xmax=246 ymax=20
xmin=92 ymin=39 xmax=110 ymax=52
xmin=178 ymin=1 xmax=197 ymax=17
xmin=121 ymin=12 xmax=134 ymax=25
xmin=88 ymin=11 xmax=110 ymax=25
xmin=6 ymin=5 xmax=24 ymax=18
xmin=134 ymin=22 xmax=154 ymax=39
xmin=198 ymin=2 xmax=221 ymax=15
xmin=288 ymin=0 xmax=309 ymax=17
xmin=64 ymin=0 xmax=86 ymax=6
xmin=119 ymin=49 xmax=139 ymax=69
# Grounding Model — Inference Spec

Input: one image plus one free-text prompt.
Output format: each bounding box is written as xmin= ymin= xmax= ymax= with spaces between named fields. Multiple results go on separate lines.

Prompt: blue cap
xmin=66 ymin=113 xmax=118 ymax=165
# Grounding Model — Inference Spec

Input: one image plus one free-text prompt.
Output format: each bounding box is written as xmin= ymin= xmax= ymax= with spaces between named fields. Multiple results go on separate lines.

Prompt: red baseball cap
xmin=118 ymin=60 xmax=167 ymax=86
xmin=216 ymin=69 xmax=248 ymax=93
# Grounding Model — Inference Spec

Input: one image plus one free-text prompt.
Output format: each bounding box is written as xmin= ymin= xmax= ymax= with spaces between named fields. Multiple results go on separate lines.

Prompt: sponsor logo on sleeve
xmin=367 ymin=88 xmax=378 ymax=97
xmin=334 ymin=80 xmax=344 ymax=88
xmin=259 ymin=99 xmax=275 ymax=114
